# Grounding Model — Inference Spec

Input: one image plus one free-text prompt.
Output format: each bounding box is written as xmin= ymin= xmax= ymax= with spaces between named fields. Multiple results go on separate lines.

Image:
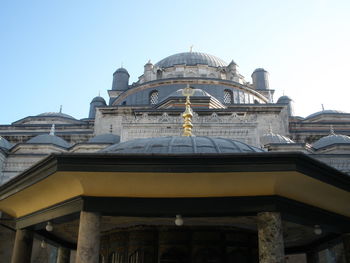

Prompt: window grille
xmin=223 ymin=90 xmax=233 ymax=104
xmin=150 ymin=91 xmax=159 ymax=105
xmin=109 ymin=252 xmax=124 ymax=263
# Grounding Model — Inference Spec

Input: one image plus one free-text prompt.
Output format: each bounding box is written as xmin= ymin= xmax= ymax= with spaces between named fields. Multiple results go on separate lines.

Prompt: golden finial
xmin=182 ymin=84 xmax=195 ymax=136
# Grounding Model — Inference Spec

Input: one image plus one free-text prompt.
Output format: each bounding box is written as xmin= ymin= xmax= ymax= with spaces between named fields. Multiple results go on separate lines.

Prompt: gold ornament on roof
xmin=182 ymin=85 xmax=195 ymax=136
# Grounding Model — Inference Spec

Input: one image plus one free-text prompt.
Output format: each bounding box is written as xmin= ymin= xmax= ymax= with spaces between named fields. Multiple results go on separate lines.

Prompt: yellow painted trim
xmin=0 ymin=171 xmax=349 ymax=218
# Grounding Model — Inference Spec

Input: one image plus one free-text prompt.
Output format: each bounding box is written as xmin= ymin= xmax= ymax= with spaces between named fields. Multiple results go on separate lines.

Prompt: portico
xmin=1 ymin=152 xmax=350 ymax=263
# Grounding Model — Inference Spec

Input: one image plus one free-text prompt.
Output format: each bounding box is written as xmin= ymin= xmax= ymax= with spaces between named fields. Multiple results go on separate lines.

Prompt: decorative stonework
xmin=257 ymin=212 xmax=285 ymax=263
xmin=125 ymin=112 xmax=257 ymax=124
xmin=120 ymin=112 xmax=260 ymax=145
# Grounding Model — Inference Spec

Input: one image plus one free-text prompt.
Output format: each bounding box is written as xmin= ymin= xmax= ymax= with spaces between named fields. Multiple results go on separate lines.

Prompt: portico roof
xmin=0 ymin=152 xmax=349 ymax=221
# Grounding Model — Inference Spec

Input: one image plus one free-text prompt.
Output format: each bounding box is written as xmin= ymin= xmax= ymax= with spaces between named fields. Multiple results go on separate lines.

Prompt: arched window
xmin=223 ymin=89 xmax=233 ymax=104
xmin=157 ymin=70 xmax=163 ymax=79
xmin=149 ymin=90 xmax=159 ymax=105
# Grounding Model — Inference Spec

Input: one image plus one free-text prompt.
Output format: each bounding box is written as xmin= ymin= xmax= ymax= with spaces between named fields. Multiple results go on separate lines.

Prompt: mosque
xmin=0 ymin=51 xmax=350 ymax=263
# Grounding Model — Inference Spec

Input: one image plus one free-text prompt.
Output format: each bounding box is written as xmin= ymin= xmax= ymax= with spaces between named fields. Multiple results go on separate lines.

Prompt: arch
xmin=224 ymin=89 xmax=233 ymax=104
xmin=187 ymin=71 xmax=196 ymax=77
xmin=149 ymin=90 xmax=159 ymax=105
xmin=157 ymin=69 xmax=163 ymax=80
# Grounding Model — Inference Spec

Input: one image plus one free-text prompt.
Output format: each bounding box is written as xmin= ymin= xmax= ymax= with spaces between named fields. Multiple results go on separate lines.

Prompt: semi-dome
xmin=101 ymin=136 xmax=264 ymax=154
xmin=27 ymin=134 xmax=71 ymax=148
xmin=37 ymin=112 xmax=76 ymax=120
xmin=306 ymin=110 xmax=347 ymax=119
xmin=312 ymin=133 xmax=350 ymax=149
xmin=0 ymin=136 xmax=13 ymax=150
xmin=155 ymin=52 xmax=227 ymax=68
xmin=88 ymin=133 xmax=120 ymax=144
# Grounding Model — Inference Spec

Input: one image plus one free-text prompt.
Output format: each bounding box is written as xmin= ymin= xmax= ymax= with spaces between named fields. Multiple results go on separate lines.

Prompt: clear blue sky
xmin=1 ymin=0 xmax=349 ymax=124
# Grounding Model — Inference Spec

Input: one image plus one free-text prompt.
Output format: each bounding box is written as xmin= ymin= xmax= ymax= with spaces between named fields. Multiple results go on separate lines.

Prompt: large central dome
xmin=155 ymin=52 xmax=227 ymax=68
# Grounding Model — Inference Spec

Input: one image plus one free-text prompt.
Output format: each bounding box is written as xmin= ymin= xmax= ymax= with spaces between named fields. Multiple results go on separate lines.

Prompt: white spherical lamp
xmin=174 ymin=215 xmax=184 ymax=226
xmin=314 ymin=225 xmax=322 ymax=235
xmin=45 ymin=221 xmax=53 ymax=232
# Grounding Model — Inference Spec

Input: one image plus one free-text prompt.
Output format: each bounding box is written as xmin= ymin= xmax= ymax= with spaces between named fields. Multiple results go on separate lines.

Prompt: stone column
xmin=257 ymin=212 xmax=285 ymax=263
xmin=75 ymin=211 xmax=101 ymax=263
xmin=11 ymin=229 xmax=33 ymax=263
xmin=57 ymin=246 xmax=71 ymax=263
xmin=343 ymin=234 xmax=350 ymax=263
xmin=306 ymin=250 xmax=319 ymax=263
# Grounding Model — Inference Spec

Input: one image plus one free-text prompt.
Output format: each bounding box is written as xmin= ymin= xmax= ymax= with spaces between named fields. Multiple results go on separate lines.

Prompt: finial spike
xmin=268 ymin=124 xmax=273 ymax=134
xmin=182 ymin=84 xmax=195 ymax=136
xmin=189 ymin=45 xmax=194 ymax=52
xmin=49 ymin=124 xmax=55 ymax=136
xmin=121 ymin=62 xmax=123 ymax=68
xmin=98 ymin=90 xmax=100 ymax=97
xmin=321 ymin=104 xmax=324 ymax=111
xmin=59 ymin=105 xmax=62 ymax=113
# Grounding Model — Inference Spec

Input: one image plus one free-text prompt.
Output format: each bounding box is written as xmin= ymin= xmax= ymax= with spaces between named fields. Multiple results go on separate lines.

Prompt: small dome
xmin=0 ymin=136 xmax=13 ymax=150
xmin=37 ymin=112 xmax=76 ymax=120
xmin=155 ymin=52 xmax=227 ymax=68
xmin=312 ymin=133 xmax=350 ymax=149
xmin=88 ymin=134 xmax=120 ymax=144
xmin=261 ymin=131 xmax=294 ymax=145
xmin=114 ymin=67 xmax=129 ymax=75
xmin=306 ymin=110 xmax=347 ymax=119
xmin=277 ymin=96 xmax=293 ymax=104
xmin=91 ymin=96 xmax=106 ymax=104
xmin=101 ymin=136 xmax=264 ymax=154
xmin=27 ymin=134 xmax=71 ymax=148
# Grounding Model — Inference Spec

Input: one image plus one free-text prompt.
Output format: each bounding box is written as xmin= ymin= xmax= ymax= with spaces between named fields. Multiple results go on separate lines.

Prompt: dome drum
xmin=112 ymin=82 xmax=267 ymax=106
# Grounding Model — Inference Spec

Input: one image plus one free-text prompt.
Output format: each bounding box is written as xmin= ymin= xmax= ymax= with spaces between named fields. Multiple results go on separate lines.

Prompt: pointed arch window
xmin=149 ymin=90 xmax=159 ymax=105
xmin=224 ymin=89 xmax=233 ymax=104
